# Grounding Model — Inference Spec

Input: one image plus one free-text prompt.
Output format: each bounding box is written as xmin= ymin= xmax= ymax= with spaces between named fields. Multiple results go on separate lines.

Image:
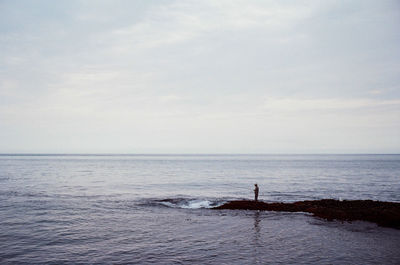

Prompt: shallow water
xmin=1 ymin=154 xmax=400 ymax=264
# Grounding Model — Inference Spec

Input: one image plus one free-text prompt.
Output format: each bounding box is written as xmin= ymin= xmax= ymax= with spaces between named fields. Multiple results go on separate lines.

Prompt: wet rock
xmin=212 ymin=199 xmax=400 ymax=229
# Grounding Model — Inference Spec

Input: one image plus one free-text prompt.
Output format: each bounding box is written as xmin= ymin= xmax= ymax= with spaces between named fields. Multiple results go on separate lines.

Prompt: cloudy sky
xmin=0 ymin=0 xmax=399 ymax=153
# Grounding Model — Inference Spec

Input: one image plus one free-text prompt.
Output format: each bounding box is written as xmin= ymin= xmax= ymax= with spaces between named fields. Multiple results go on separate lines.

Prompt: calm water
xmin=1 ymin=154 xmax=400 ymax=264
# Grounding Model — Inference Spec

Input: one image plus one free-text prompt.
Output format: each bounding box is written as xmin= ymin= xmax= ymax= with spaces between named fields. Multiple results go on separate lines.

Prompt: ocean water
xmin=0 ymin=154 xmax=400 ymax=264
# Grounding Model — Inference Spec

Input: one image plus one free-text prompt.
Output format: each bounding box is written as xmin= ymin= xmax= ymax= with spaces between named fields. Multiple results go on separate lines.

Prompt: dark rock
xmin=212 ymin=199 xmax=400 ymax=229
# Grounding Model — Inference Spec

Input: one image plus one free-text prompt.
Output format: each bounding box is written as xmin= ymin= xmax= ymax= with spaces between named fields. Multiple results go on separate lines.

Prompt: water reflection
xmin=253 ymin=211 xmax=261 ymax=264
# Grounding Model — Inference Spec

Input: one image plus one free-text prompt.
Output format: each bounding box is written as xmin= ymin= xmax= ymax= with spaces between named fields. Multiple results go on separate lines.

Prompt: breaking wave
xmin=146 ymin=198 xmax=226 ymax=209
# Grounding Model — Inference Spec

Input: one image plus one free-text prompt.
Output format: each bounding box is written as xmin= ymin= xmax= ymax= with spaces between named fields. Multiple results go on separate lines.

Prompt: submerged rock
xmin=213 ymin=199 xmax=400 ymax=229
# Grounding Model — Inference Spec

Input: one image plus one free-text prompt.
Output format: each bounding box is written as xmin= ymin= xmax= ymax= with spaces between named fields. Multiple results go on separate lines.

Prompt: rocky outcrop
xmin=213 ymin=199 xmax=400 ymax=229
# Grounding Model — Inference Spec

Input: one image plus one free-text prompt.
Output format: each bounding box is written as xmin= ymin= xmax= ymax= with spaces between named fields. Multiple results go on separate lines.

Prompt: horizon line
xmin=0 ymin=153 xmax=399 ymax=156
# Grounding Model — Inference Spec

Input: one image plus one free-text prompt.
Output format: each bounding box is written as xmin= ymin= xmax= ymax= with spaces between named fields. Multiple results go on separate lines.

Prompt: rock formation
xmin=213 ymin=199 xmax=400 ymax=229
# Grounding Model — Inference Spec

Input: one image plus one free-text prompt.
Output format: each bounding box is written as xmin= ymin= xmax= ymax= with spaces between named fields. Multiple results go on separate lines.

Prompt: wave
xmin=145 ymin=198 xmax=226 ymax=209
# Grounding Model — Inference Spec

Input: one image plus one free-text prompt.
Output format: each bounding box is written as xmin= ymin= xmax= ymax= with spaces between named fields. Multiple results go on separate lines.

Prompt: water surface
xmin=1 ymin=154 xmax=399 ymax=264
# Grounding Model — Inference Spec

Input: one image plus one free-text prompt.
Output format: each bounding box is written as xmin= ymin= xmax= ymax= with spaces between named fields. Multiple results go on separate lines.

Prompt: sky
xmin=0 ymin=0 xmax=399 ymax=154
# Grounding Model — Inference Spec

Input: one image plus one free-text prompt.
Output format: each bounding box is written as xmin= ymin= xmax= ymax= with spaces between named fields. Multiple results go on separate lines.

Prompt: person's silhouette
xmin=254 ymin=184 xmax=259 ymax=202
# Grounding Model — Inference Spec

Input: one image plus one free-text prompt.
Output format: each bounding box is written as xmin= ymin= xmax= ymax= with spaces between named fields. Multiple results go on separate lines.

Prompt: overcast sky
xmin=0 ymin=0 xmax=399 ymax=153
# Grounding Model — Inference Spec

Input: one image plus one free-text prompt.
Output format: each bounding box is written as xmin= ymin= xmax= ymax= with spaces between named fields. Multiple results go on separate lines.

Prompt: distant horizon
xmin=1 ymin=153 xmax=399 ymax=156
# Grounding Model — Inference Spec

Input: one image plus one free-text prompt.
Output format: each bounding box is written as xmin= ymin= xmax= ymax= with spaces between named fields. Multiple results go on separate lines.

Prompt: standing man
xmin=254 ymin=184 xmax=259 ymax=202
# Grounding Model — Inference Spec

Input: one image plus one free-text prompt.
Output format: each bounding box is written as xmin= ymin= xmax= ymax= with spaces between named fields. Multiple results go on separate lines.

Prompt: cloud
xmin=263 ymin=98 xmax=400 ymax=112
xmin=0 ymin=0 xmax=399 ymax=153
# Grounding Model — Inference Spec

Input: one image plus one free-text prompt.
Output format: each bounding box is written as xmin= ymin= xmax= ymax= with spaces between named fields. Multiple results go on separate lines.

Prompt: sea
xmin=0 ymin=154 xmax=399 ymax=264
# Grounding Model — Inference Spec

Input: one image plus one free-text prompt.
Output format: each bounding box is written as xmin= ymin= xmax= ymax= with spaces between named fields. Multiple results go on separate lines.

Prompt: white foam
xmin=159 ymin=201 xmax=176 ymax=208
xmin=157 ymin=199 xmax=217 ymax=209
xmin=181 ymin=200 xmax=212 ymax=209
